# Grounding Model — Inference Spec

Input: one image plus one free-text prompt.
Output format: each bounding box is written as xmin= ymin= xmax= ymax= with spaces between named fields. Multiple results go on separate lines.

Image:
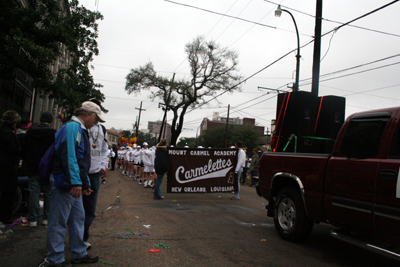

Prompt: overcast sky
xmin=79 ymin=0 xmax=400 ymax=140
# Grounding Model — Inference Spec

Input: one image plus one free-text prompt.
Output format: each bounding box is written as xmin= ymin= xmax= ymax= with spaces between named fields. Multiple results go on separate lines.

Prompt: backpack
xmin=38 ymin=142 xmax=55 ymax=186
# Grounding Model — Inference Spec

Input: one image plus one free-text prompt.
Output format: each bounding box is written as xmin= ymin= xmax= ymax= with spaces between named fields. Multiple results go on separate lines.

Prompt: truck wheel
xmin=274 ymin=187 xmax=314 ymax=243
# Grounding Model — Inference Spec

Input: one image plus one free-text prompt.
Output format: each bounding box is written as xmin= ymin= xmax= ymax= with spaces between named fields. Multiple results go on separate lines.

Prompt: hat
xmin=80 ymin=101 xmax=105 ymax=123
xmin=1 ymin=110 xmax=21 ymax=125
xmin=133 ymin=144 xmax=137 ymax=148
xmin=261 ymin=145 xmax=269 ymax=150
xmin=143 ymin=142 xmax=148 ymax=146
xmin=20 ymin=121 xmax=32 ymax=129
xmin=137 ymin=145 xmax=141 ymax=148
xmin=40 ymin=111 xmax=54 ymax=123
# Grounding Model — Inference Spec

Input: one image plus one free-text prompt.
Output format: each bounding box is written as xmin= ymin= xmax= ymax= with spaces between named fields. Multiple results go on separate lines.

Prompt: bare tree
xmin=125 ymin=36 xmax=243 ymax=145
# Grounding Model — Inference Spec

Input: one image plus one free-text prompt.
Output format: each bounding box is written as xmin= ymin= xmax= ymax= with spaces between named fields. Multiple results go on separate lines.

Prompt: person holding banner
xmin=154 ymin=139 xmax=169 ymax=199
xmin=231 ymin=140 xmax=246 ymax=200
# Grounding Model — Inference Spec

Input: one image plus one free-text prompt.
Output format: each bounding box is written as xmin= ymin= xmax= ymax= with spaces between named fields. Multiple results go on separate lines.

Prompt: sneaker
xmin=138 ymin=179 xmax=142 ymax=185
xmin=144 ymin=181 xmax=148 ymax=188
xmin=42 ymin=220 xmax=48 ymax=226
xmin=44 ymin=260 xmax=73 ymax=267
xmin=29 ymin=221 xmax=37 ymax=227
xmin=0 ymin=222 xmax=6 ymax=228
xmin=70 ymin=254 xmax=98 ymax=264
xmin=84 ymin=241 xmax=92 ymax=250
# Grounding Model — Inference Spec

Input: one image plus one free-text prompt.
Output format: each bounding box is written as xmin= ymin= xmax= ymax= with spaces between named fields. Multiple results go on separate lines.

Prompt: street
xmin=1 ymin=170 xmax=399 ymax=267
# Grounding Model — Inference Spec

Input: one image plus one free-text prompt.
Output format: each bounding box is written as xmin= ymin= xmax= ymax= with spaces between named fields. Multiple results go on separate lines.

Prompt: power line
xmin=342 ymin=83 xmax=400 ymax=97
xmin=213 ymin=0 xmax=254 ymax=41
xmin=263 ymin=0 xmax=400 ymax=38
xmin=169 ymin=0 xmax=241 ymax=77
xmin=105 ymin=96 xmax=153 ymax=103
xmin=321 ymin=0 xmax=400 ymax=38
xmin=308 ymin=61 xmax=400 ymax=85
xmin=164 ymin=0 xmax=276 ymax=29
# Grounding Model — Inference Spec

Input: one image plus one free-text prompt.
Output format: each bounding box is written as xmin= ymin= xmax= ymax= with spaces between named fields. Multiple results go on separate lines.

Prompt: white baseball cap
xmin=80 ymin=101 xmax=105 ymax=123
xmin=143 ymin=142 xmax=148 ymax=146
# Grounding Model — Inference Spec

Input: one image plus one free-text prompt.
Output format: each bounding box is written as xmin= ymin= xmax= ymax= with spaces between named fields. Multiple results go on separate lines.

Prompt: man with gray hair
xmin=46 ymin=102 xmax=104 ymax=266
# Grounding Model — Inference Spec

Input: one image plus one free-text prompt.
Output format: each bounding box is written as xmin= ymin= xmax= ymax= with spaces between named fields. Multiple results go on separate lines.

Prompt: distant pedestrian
xmin=231 ymin=140 xmax=246 ymax=200
xmin=154 ymin=139 xmax=169 ymax=200
xmin=22 ymin=111 xmax=56 ymax=227
xmin=257 ymin=147 xmax=262 ymax=159
xmin=242 ymin=151 xmax=249 ymax=185
xmin=0 ymin=110 xmax=21 ymax=228
xmin=261 ymin=145 xmax=269 ymax=156
xmin=110 ymin=144 xmax=117 ymax=171
xmin=248 ymin=148 xmax=259 ymax=187
xmin=46 ymin=102 xmax=102 ymax=266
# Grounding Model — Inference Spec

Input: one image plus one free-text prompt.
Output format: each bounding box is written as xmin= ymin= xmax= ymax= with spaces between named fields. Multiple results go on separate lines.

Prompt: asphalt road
xmin=1 ymin=170 xmax=399 ymax=267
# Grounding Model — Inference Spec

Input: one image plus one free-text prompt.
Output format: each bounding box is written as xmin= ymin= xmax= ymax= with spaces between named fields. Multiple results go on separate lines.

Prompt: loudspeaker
xmin=273 ymin=91 xmax=319 ymax=152
xmin=314 ymin=95 xmax=345 ymax=140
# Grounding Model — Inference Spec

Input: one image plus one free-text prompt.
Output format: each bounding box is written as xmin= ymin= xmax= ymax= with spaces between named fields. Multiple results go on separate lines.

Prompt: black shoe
xmin=70 ymin=254 xmax=98 ymax=264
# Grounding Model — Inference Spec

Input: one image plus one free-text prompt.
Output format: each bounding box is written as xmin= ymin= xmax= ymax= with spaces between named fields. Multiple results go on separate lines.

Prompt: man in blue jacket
xmin=46 ymin=102 xmax=105 ymax=267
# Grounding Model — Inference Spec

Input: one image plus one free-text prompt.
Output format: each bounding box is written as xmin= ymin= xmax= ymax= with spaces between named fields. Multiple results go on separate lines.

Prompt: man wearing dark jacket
xmin=154 ymin=139 xmax=169 ymax=200
xmin=22 ymin=111 xmax=56 ymax=227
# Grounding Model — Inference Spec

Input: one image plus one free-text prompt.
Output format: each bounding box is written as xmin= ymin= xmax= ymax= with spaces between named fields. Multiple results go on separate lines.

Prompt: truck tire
xmin=274 ymin=187 xmax=314 ymax=243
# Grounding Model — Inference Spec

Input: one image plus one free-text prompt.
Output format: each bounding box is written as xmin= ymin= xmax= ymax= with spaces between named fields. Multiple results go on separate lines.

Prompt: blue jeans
xmin=234 ymin=168 xmax=243 ymax=199
xmin=47 ymin=187 xmax=87 ymax=265
xmin=83 ymin=173 xmax=100 ymax=242
xmin=27 ymin=175 xmax=53 ymax=222
xmin=153 ymin=173 xmax=165 ymax=199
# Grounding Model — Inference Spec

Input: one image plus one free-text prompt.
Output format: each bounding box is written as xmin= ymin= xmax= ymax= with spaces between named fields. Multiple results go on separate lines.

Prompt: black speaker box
xmin=314 ymin=95 xmax=346 ymax=140
xmin=274 ymin=91 xmax=319 ymax=152
xmin=273 ymin=93 xmax=345 ymax=153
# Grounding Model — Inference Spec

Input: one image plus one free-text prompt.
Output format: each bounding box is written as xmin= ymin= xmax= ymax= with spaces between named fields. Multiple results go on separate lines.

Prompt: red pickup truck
xmin=257 ymin=106 xmax=400 ymax=259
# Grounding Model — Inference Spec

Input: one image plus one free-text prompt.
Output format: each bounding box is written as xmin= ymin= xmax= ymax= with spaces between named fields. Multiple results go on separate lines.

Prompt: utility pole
xmin=135 ymin=101 xmax=146 ymax=135
xmin=224 ymin=104 xmax=230 ymax=148
xmin=311 ymin=0 xmax=323 ymax=96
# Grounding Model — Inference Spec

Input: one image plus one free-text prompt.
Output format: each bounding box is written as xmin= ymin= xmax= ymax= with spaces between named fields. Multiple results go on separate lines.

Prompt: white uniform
xmin=133 ymin=149 xmax=141 ymax=165
xmin=118 ymin=148 xmax=126 ymax=160
xmin=124 ymin=147 xmax=133 ymax=162
xmin=142 ymin=147 xmax=155 ymax=172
